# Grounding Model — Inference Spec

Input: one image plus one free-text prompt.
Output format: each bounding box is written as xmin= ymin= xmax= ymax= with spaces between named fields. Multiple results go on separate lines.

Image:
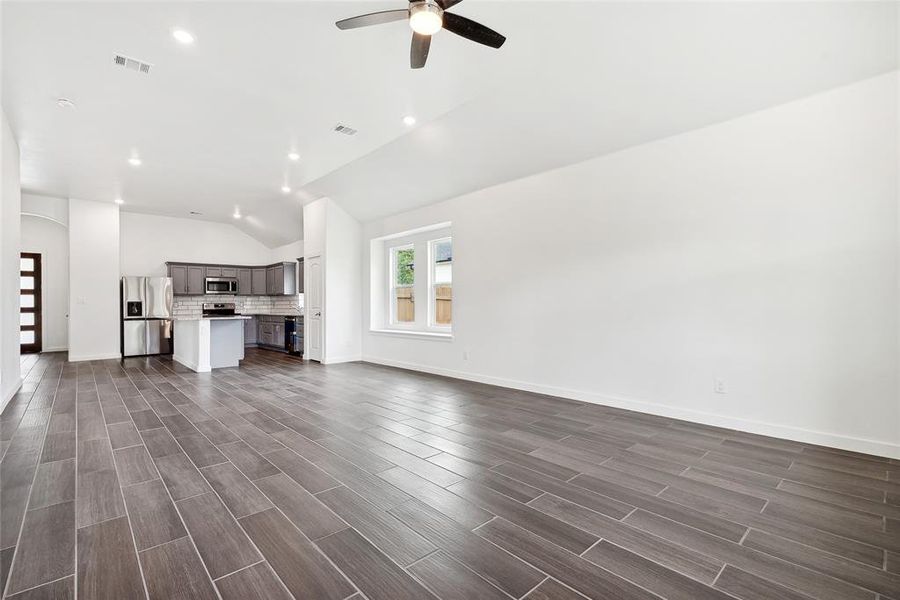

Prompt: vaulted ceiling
xmin=3 ymin=1 xmax=897 ymax=246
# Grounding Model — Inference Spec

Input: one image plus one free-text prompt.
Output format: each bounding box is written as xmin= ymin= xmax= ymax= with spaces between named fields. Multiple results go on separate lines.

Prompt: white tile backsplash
xmin=173 ymin=294 xmax=303 ymax=318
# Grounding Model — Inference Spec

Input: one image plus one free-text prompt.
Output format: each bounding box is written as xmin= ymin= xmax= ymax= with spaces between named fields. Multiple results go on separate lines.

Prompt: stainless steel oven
xmin=205 ymin=277 xmax=238 ymax=295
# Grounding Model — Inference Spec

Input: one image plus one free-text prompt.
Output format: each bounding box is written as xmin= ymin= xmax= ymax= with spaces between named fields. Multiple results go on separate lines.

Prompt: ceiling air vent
xmin=334 ymin=123 xmax=358 ymax=136
xmin=113 ymin=53 xmax=152 ymax=75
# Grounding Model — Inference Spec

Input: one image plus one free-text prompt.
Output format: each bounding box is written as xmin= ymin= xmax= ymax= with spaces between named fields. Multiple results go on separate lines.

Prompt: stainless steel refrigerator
xmin=121 ymin=276 xmax=174 ymax=357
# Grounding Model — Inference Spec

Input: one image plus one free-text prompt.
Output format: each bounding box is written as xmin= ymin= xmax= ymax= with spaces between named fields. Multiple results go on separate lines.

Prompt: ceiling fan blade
xmin=336 ymin=9 xmax=408 ymax=30
xmin=439 ymin=0 xmax=464 ymax=8
xmin=410 ymin=32 xmax=431 ymax=69
xmin=442 ymin=12 xmax=505 ymax=48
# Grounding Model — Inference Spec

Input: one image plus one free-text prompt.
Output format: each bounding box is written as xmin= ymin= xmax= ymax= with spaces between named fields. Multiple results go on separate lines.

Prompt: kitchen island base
xmin=174 ymin=318 xmax=246 ymax=372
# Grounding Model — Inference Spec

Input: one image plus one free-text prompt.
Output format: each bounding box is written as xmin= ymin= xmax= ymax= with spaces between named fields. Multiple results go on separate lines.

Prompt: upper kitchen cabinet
xmin=270 ymin=262 xmax=296 ymax=295
xmin=166 ymin=261 xmax=297 ymax=296
xmin=187 ymin=265 xmax=205 ymax=295
xmin=297 ymin=258 xmax=304 ymax=293
xmin=265 ymin=265 xmax=275 ymax=295
xmin=237 ymin=268 xmax=252 ymax=295
xmin=170 ymin=264 xmax=187 ymax=295
xmin=251 ymin=267 xmax=267 ymax=295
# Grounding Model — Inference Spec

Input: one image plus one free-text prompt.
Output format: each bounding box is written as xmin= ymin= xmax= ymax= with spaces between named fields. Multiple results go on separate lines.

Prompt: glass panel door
xmin=20 ymin=252 xmax=41 ymax=353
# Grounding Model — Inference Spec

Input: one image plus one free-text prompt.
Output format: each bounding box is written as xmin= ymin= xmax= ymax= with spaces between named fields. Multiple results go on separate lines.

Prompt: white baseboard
xmin=42 ymin=346 xmax=68 ymax=353
xmin=67 ymin=352 xmax=122 ymax=362
xmin=362 ymin=355 xmax=900 ymax=460
xmin=323 ymin=355 xmax=362 ymax=365
xmin=0 ymin=377 xmax=23 ymax=414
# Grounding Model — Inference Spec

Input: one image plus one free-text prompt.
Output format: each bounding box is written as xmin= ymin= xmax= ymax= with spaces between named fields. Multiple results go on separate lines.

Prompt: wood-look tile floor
xmin=1 ymin=349 xmax=899 ymax=600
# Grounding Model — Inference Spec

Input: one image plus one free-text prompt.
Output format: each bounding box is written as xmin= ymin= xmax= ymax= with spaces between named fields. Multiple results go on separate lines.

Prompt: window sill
xmin=369 ymin=328 xmax=454 ymax=341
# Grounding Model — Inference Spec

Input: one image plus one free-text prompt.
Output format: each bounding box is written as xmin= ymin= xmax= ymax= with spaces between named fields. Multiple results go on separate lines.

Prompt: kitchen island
xmin=173 ymin=316 xmax=250 ymax=372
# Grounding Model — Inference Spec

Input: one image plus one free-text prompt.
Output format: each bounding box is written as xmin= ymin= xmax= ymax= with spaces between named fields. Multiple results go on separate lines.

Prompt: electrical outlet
xmin=463 ymin=350 xmax=470 ymax=361
xmin=714 ymin=378 xmax=727 ymax=394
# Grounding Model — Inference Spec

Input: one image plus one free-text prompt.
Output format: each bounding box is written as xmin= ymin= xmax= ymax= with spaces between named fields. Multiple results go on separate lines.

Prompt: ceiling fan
xmin=335 ymin=0 xmax=506 ymax=69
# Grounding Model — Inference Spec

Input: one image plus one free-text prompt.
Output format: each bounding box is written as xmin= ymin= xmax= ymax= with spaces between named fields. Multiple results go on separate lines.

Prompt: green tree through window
xmin=396 ymin=248 xmax=415 ymax=285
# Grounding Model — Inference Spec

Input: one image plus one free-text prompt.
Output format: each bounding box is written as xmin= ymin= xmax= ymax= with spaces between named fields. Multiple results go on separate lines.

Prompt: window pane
xmin=20 ymin=294 xmax=34 ymax=308
xmin=395 ymin=287 xmax=414 ymax=322
xmin=394 ymin=248 xmax=415 ymax=286
xmin=20 ymin=330 xmax=34 ymax=344
xmin=20 ymin=313 xmax=34 ymax=326
xmin=431 ymin=238 xmax=452 ymax=326
xmin=20 ymin=257 xmax=34 ymax=272
xmin=20 ymin=276 xmax=34 ymax=290
xmin=435 ymin=285 xmax=451 ymax=325
xmin=433 ymin=240 xmax=452 ymax=284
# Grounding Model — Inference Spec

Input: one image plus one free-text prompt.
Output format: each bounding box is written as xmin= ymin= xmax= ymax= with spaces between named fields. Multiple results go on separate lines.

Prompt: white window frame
xmin=371 ymin=224 xmax=452 ymax=338
xmin=388 ymin=243 xmax=417 ymax=330
xmin=428 ymin=237 xmax=452 ymax=332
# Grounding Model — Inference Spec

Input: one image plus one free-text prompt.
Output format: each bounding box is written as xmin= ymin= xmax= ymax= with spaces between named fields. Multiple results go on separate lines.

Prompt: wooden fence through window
xmin=394 ymin=286 xmax=452 ymax=325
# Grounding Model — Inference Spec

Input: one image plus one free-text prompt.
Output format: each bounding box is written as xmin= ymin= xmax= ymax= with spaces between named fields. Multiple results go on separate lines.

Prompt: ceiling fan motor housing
xmin=409 ymin=0 xmax=444 ymax=35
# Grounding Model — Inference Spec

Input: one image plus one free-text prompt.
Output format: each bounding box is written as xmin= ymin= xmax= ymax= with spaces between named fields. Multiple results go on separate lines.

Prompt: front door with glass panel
xmin=20 ymin=252 xmax=42 ymax=354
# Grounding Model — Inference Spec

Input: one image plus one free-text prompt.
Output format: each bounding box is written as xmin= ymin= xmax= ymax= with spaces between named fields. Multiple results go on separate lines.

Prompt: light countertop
xmin=174 ymin=316 xmax=252 ymax=321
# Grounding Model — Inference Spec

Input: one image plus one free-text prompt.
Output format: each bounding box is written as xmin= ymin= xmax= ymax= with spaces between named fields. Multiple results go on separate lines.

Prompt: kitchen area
xmin=121 ymin=258 xmax=304 ymax=371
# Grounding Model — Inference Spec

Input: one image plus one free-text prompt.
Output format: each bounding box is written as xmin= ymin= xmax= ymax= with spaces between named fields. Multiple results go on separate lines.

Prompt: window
xmin=390 ymin=245 xmax=415 ymax=325
xmin=20 ymin=252 xmax=42 ymax=353
xmin=371 ymin=224 xmax=452 ymax=337
xmin=430 ymin=238 xmax=452 ymax=328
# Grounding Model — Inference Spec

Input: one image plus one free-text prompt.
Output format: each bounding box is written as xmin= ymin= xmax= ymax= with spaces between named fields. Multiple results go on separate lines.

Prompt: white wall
xmin=325 ymin=200 xmax=362 ymax=363
xmin=0 ymin=109 xmax=22 ymax=409
xmin=21 ymin=215 xmax=68 ymax=351
xmin=303 ymin=198 xmax=361 ymax=363
xmin=361 ymin=73 xmax=900 ymax=458
xmin=121 ymin=212 xmax=303 ymax=274
xmin=120 ymin=212 xmax=274 ymax=276
xmin=270 ymin=240 xmax=304 ymax=263
xmin=69 ymin=198 xmax=120 ymax=361
xmin=22 ymin=192 xmax=68 ymax=226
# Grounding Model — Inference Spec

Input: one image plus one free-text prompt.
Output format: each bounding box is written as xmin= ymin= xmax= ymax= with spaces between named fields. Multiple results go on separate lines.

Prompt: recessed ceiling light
xmin=128 ymin=157 xmax=142 ymax=167
xmin=281 ymin=185 xmax=292 ymax=193
xmin=114 ymin=198 xmax=124 ymax=205
xmin=288 ymin=152 xmax=300 ymax=161
xmin=403 ymin=115 xmax=416 ymax=126
xmin=56 ymin=98 xmax=76 ymax=109
xmin=172 ymin=29 xmax=195 ymax=45
xmin=233 ymin=211 xmax=241 ymax=219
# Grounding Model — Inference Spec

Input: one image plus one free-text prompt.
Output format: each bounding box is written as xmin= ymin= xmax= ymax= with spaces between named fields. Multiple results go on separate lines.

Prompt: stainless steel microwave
xmin=205 ymin=277 xmax=238 ymax=295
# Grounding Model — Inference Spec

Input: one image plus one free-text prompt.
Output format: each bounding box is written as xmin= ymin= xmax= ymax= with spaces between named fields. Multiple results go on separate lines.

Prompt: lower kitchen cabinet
xmin=243 ymin=316 xmax=257 ymax=345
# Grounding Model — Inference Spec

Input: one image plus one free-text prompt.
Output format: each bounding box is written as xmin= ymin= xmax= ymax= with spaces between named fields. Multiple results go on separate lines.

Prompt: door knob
xmin=315 ymin=312 xmax=321 ymax=317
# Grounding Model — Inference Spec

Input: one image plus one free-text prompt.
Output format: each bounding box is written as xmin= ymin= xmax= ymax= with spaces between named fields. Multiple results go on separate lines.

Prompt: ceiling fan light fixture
xmin=409 ymin=1 xmax=443 ymax=36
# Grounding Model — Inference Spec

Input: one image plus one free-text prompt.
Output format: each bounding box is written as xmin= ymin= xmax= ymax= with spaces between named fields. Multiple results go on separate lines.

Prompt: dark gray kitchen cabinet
xmin=237 ymin=269 xmax=252 ymax=295
xmin=297 ymin=258 xmax=304 ymax=293
xmin=187 ymin=266 xmax=205 ymax=295
xmin=166 ymin=261 xmax=297 ymax=296
xmin=258 ymin=321 xmax=275 ymax=346
xmin=170 ymin=265 xmax=187 ymax=295
xmin=243 ymin=317 xmax=257 ymax=345
xmin=274 ymin=265 xmax=284 ymax=293
xmin=251 ymin=268 xmax=267 ymax=295
xmin=265 ymin=266 xmax=275 ymax=295
xmin=266 ymin=262 xmax=296 ymax=295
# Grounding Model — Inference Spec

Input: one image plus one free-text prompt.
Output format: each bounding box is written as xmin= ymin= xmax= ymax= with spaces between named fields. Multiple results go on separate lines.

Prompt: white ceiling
xmin=3 ymin=2 xmax=897 ymax=246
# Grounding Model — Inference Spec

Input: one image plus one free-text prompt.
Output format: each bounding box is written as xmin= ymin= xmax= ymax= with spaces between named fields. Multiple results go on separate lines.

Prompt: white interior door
xmin=306 ymin=255 xmax=323 ymax=362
